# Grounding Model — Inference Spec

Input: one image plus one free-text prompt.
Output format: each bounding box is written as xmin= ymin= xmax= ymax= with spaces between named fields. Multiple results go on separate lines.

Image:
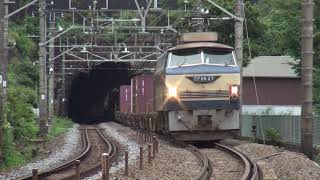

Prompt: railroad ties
xmin=18 ymin=127 xmax=117 ymax=180
xmin=20 ymin=125 xmax=160 ymax=180
xmin=197 ymin=143 xmax=260 ymax=180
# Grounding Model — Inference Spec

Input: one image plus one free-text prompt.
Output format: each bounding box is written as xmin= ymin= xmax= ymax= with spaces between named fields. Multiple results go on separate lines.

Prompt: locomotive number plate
xmin=187 ymin=75 xmax=220 ymax=83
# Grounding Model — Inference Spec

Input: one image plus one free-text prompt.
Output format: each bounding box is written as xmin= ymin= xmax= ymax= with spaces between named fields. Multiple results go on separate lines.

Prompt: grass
xmin=315 ymin=155 xmax=320 ymax=164
xmin=0 ymin=125 xmax=25 ymax=170
xmin=48 ymin=116 xmax=73 ymax=139
xmin=0 ymin=116 xmax=74 ymax=170
xmin=315 ymin=146 xmax=320 ymax=164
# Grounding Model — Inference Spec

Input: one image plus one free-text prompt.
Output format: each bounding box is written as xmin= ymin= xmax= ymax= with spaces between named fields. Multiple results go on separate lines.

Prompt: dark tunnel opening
xmin=68 ymin=62 xmax=131 ymax=124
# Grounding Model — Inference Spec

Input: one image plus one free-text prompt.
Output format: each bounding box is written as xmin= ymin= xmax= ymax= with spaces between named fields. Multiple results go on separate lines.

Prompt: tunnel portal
xmin=68 ymin=62 xmax=131 ymax=124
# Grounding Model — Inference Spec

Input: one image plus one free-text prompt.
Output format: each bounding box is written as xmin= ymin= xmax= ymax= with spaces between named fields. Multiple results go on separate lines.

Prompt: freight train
xmin=116 ymin=32 xmax=240 ymax=141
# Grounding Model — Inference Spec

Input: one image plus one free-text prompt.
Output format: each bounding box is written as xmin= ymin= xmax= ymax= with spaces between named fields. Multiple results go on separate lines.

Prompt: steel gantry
xmin=1 ymin=0 xmax=245 ymax=139
xmin=36 ymin=0 xmax=188 ymax=133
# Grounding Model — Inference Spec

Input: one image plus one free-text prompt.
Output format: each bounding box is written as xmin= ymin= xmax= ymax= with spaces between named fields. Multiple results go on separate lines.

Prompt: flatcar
xmin=154 ymin=32 xmax=240 ymax=141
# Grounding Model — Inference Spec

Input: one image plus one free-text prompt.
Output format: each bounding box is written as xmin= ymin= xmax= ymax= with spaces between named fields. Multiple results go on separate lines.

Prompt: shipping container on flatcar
xmin=131 ymin=75 xmax=155 ymax=113
xmin=119 ymin=85 xmax=131 ymax=113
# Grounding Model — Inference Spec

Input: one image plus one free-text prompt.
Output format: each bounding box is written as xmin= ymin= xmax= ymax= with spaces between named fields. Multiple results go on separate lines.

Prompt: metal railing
xmin=241 ymin=115 xmax=320 ymax=146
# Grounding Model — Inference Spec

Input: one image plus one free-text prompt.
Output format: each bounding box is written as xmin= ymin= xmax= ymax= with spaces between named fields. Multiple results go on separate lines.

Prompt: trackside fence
xmin=241 ymin=115 xmax=320 ymax=146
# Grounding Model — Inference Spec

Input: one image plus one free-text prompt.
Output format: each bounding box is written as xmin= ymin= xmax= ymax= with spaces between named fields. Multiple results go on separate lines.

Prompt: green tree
xmin=256 ymin=0 xmax=320 ymax=111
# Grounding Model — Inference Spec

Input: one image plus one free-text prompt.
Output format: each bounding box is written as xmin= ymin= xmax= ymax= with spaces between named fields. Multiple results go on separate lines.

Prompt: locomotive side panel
xmin=154 ymin=73 xmax=166 ymax=111
xmin=154 ymin=53 xmax=168 ymax=111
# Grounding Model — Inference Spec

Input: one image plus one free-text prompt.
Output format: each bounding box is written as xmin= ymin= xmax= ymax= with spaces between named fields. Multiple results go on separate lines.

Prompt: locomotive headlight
xmin=168 ymin=87 xmax=178 ymax=98
xmin=229 ymin=85 xmax=239 ymax=99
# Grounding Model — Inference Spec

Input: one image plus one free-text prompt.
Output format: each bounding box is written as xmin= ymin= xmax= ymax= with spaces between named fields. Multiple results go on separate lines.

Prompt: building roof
xmin=243 ymin=56 xmax=299 ymax=78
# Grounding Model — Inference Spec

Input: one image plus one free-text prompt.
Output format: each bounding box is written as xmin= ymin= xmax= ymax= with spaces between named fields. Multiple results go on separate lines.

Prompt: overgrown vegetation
xmin=264 ymin=128 xmax=283 ymax=146
xmin=0 ymin=14 xmax=73 ymax=170
xmin=48 ymin=117 xmax=73 ymax=140
xmin=314 ymin=146 xmax=320 ymax=164
xmin=0 ymin=16 xmax=39 ymax=169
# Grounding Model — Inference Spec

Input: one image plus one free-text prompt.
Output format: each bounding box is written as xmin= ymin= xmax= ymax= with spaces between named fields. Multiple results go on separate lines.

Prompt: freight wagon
xmin=115 ymin=75 xmax=157 ymax=132
xmin=119 ymin=85 xmax=131 ymax=113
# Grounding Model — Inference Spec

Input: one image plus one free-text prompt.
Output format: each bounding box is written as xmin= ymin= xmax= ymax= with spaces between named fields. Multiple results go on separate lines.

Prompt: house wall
xmin=242 ymin=77 xmax=301 ymax=105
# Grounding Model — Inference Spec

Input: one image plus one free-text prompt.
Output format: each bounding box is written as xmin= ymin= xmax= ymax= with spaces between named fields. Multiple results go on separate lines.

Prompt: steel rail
xmin=97 ymin=128 xmax=117 ymax=161
xmin=18 ymin=128 xmax=90 ymax=180
xmin=187 ymin=145 xmax=212 ymax=180
xmin=18 ymin=127 xmax=117 ymax=180
xmin=214 ymin=143 xmax=259 ymax=180
xmin=79 ymin=128 xmax=117 ymax=179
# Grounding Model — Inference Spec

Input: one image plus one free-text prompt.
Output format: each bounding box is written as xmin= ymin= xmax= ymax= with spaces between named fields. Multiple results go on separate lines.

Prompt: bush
xmin=265 ymin=128 xmax=282 ymax=146
xmin=48 ymin=117 xmax=73 ymax=139
xmin=1 ymin=121 xmax=25 ymax=170
xmin=0 ymin=15 xmax=41 ymax=170
xmin=1 ymin=84 xmax=39 ymax=170
xmin=5 ymin=86 xmax=38 ymax=142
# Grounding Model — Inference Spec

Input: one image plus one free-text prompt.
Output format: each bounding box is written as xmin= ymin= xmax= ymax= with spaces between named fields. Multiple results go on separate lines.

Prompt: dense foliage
xmin=254 ymin=0 xmax=319 ymax=111
xmin=0 ymin=16 xmax=39 ymax=169
xmin=1 ymin=15 xmax=72 ymax=169
xmin=48 ymin=117 xmax=73 ymax=140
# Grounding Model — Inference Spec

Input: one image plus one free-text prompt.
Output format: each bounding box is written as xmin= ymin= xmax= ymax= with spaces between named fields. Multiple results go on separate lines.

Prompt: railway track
xmin=187 ymin=145 xmax=212 ymax=180
xmin=18 ymin=127 xmax=117 ymax=180
xmin=200 ymin=143 xmax=259 ymax=180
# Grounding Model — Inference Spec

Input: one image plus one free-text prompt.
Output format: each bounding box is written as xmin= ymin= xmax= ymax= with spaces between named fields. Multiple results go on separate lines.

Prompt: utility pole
xmin=301 ymin=0 xmax=314 ymax=159
xmin=135 ymin=0 xmax=153 ymax=33
xmin=3 ymin=0 xmax=12 ymax=102
xmin=39 ymin=0 xmax=48 ymax=135
xmin=0 ymin=0 xmax=5 ymax=162
xmin=0 ymin=0 xmax=12 ymax=162
xmin=153 ymin=0 xmax=158 ymax=9
xmin=234 ymin=0 xmax=244 ymax=134
xmin=48 ymin=14 xmax=55 ymax=126
xmin=61 ymin=53 xmax=66 ymax=116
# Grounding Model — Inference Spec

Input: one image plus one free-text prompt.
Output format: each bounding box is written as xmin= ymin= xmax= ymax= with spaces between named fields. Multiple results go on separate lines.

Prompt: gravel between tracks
xmin=235 ymin=143 xmax=320 ymax=179
xmin=201 ymin=148 xmax=244 ymax=180
xmin=85 ymin=122 xmax=201 ymax=180
xmin=3 ymin=124 xmax=81 ymax=179
xmin=111 ymin=140 xmax=201 ymax=180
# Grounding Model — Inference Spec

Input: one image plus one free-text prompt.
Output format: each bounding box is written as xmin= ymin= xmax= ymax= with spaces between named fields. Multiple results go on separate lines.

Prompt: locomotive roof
xmin=167 ymin=42 xmax=234 ymax=51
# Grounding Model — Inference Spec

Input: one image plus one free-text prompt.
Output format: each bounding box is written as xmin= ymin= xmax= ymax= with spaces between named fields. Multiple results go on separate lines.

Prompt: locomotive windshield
xmin=168 ymin=48 xmax=236 ymax=68
xmin=203 ymin=49 xmax=235 ymax=66
xmin=169 ymin=49 xmax=202 ymax=67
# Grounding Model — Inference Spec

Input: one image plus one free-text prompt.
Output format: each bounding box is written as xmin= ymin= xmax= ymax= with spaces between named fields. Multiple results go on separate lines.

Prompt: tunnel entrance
xmin=68 ymin=62 xmax=131 ymax=124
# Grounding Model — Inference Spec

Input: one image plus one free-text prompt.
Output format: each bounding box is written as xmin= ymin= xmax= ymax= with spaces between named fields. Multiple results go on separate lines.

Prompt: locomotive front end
xmin=160 ymin=36 xmax=240 ymax=140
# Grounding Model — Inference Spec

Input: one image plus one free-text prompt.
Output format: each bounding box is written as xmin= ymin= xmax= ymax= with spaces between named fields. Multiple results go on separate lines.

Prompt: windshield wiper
xmin=178 ymin=57 xmax=187 ymax=67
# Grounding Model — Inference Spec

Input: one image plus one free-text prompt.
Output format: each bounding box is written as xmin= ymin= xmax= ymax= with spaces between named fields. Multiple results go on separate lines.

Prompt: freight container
xmin=131 ymin=75 xmax=154 ymax=113
xmin=119 ymin=85 xmax=131 ymax=113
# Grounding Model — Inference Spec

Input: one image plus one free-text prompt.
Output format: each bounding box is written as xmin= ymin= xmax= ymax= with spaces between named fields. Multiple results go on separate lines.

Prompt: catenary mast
xmin=301 ymin=0 xmax=314 ymax=159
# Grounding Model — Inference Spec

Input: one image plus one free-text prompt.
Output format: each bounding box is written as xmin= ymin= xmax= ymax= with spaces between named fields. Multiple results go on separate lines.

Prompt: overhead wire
xmin=242 ymin=2 xmax=265 ymax=143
